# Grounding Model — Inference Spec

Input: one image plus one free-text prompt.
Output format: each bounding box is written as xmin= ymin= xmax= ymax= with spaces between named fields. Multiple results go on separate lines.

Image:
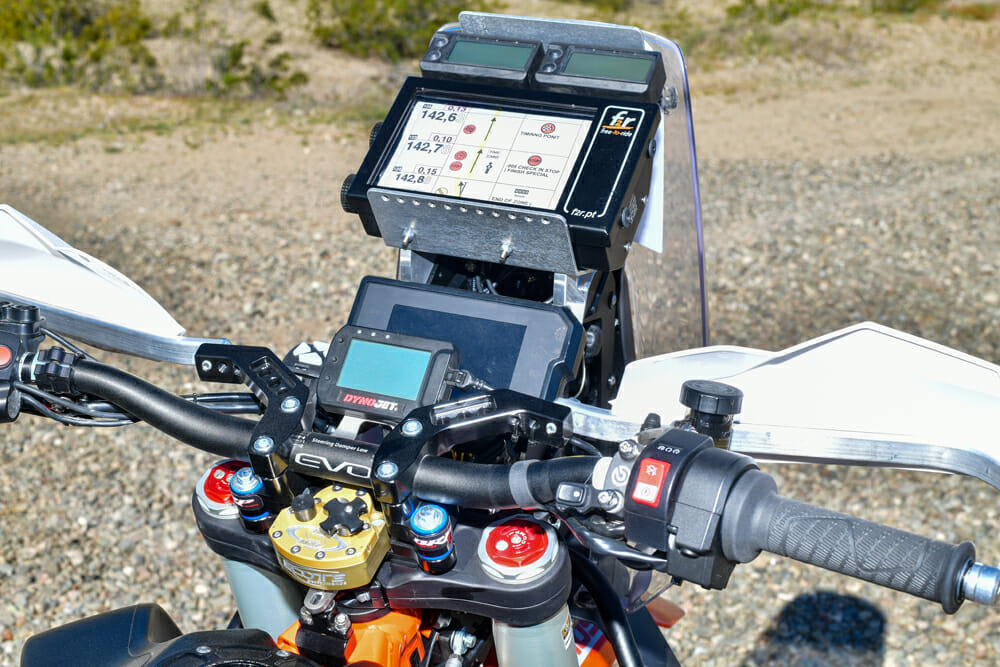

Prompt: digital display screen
xmin=336 ymin=339 xmax=430 ymax=401
xmin=388 ymin=306 xmax=526 ymax=394
xmin=447 ymin=40 xmax=534 ymax=70
xmin=377 ymin=96 xmax=593 ymax=210
xmin=563 ymin=52 xmax=652 ymax=83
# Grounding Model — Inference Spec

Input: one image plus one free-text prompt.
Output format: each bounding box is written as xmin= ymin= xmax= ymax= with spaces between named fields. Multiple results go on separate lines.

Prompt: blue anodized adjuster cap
xmin=408 ymin=503 xmax=456 ymax=574
xmin=410 ymin=504 xmax=449 ymax=535
xmin=230 ymin=467 xmax=263 ymax=495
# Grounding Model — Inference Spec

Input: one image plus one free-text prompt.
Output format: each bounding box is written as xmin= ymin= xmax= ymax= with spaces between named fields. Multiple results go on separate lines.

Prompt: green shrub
xmin=867 ymin=0 xmax=939 ymax=12
xmin=726 ymin=0 xmax=821 ymax=24
xmin=253 ymin=0 xmax=277 ymax=23
xmin=306 ymin=0 xmax=490 ymax=61
xmin=573 ymin=0 xmax=633 ymax=14
xmin=205 ymin=39 xmax=309 ymax=98
xmin=0 ymin=0 xmax=160 ymax=90
xmin=939 ymin=3 xmax=1000 ymax=19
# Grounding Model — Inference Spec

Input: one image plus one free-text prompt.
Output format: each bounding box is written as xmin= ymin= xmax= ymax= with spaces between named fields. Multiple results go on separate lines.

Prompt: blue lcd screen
xmin=336 ymin=339 xmax=431 ymax=401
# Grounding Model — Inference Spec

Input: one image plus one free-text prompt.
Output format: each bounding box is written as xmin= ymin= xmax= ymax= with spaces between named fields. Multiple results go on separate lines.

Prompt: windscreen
xmin=445 ymin=15 xmax=707 ymax=357
xmin=623 ymin=31 xmax=707 ymax=356
xmin=376 ymin=96 xmax=592 ymax=211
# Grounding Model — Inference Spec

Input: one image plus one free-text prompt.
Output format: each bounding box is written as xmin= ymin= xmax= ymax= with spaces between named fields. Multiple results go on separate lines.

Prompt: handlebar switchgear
xmin=0 ymin=303 xmax=45 ymax=422
xmin=623 ymin=429 xmax=757 ymax=590
xmin=623 ymin=428 xmax=990 ymax=613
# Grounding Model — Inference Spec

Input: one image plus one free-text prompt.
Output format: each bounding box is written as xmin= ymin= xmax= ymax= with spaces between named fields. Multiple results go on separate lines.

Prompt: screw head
xmin=195 ymin=645 xmax=212 ymax=655
xmin=618 ymin=439 xmax=640 ymax=460
xmin=621 ymin=206 xmax=634 ymax=227
xmin=401 ymin=419 xmax=423 ymax=437
xmin=376 ymin=461 xmax=399 ymax=481
xmin=200 ymin=359 xmax=212 ymax=372
xmin=545 ymin=422 xmax=558 ymax=436
xmin=597 ymin=490 xmax=620 ymax=510
xmin=333 ymin=612 xmax=351 ymax=632
xmin=252 ymin=436 xmax=275 ymax=455
xmin=280 ymin=396 xmax=301 ymax=413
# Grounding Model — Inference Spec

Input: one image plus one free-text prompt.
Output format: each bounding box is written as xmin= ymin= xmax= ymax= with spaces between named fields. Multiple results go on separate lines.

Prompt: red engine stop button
xmin=484 ymin=518 xmax=549 ymax=568
xmin=632 ymin=458 xmax=670 ymax=508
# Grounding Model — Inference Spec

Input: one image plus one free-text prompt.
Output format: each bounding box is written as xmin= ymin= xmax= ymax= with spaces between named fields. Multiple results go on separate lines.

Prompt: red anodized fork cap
xmin=203 ymin=460 xmax=249 ymax=504
xmin=484 ymin=518 xmax=549 ymax=568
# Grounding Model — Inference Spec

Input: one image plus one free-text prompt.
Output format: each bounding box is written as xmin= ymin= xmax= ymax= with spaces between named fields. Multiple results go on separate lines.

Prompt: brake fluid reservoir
xmin=270 ymin=484 xmax=389 ymax=590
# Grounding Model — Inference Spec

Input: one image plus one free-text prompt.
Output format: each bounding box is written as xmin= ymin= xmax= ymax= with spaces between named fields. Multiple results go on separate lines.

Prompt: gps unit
xmin=420 ymin=33 xmax=543 ymax=86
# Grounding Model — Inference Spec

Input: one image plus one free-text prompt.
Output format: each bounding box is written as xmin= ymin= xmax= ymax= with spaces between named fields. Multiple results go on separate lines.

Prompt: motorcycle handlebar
xmin=27 ymin=351 xmax=998 ymax=613
xmin=69 ymin=358 xmax=255 ymax=460
xmin=721 ymin=469 xmax=976 ymax=613
xmin=412 ymin=456 xmax=599 ymax=509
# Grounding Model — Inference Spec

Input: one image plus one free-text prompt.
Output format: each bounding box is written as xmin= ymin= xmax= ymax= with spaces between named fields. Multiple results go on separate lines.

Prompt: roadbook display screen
xmin=377 ymin=97 xmax=592 ymax=211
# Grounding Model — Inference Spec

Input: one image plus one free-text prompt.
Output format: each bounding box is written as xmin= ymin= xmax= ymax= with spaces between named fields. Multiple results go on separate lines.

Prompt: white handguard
xmin=0 ymin=205 xmax=228 ymax=364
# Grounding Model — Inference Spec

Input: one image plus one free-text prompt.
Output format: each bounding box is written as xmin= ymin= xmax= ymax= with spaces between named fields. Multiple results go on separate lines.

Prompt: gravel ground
xmin=1 ymin=42 xmax=999 ymax=667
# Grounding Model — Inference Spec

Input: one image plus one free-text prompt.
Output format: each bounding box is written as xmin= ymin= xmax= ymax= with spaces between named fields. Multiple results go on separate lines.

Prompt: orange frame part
xmin=275 ymin=603 xmax=683 ymax=666
xmin=277 ymin=609 xmax=425 ymax=667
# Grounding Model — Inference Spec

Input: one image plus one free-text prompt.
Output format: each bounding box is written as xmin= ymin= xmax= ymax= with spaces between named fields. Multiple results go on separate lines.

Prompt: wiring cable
xmin=20 ymin=394 xmax=134 ymax=427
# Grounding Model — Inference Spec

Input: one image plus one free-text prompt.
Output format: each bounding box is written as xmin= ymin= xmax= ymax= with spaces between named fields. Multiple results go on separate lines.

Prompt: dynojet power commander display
xmin=316 ymin=325 xmax=459 ymax=421
xmin=342 ymin=31 xmax=666 ymax=274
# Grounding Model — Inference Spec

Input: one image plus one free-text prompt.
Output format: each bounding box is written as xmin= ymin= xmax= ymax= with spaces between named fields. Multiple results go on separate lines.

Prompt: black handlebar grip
xmin=721 ymin=470 xmax=974 ymax=613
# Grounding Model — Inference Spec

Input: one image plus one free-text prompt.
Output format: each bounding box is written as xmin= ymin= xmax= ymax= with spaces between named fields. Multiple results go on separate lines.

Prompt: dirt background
xmin=0 ymin=9 xmax=998 ymax=666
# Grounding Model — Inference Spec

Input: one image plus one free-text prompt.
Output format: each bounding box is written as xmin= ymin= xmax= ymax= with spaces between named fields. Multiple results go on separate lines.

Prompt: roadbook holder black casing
xmin=344 ymin=77 xmax=660 ymax=273
xmin=346 ymin=277 xmax=583 ymax=401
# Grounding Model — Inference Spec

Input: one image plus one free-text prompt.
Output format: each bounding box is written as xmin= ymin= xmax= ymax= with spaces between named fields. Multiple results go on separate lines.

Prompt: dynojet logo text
xmin=338 ymin=390 xmax=402 ymax=413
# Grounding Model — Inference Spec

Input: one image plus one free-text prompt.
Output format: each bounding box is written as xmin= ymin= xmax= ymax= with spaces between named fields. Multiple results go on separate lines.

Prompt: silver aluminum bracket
xmin=369 ymin=187 xmax=578 ymax=274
